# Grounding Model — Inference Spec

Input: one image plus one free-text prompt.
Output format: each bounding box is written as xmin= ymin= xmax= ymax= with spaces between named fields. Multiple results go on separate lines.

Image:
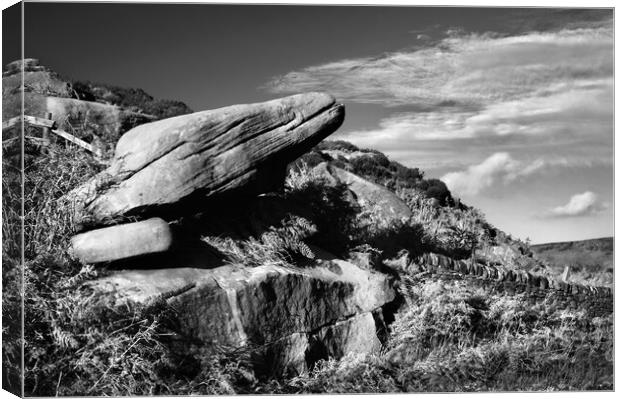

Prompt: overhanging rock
xmin=65 ymin=92 xmax=345 ymax=230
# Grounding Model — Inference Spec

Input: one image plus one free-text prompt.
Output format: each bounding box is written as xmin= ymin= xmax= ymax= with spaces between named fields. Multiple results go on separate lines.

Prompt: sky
xmin=6 ymin=2 xmax=614 ymax=244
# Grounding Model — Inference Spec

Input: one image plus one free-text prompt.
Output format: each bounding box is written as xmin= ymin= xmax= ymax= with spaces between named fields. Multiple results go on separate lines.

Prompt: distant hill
xmin=531 ymin=237 xmax=613 ymax=285
xmin=532 ymin=237 xmax=613 ymax=254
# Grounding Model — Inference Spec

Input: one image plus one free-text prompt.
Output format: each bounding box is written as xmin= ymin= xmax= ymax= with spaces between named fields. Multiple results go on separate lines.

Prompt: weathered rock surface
xmin=313 ymin=162 xmax=413 ymax=223
xmin=90 ymin=255 xmax=394 ymax=374
xmin=66 ymin=93 xmax=344 ymax=229
xmin=70 ymin=217 xmax=173 ymax=264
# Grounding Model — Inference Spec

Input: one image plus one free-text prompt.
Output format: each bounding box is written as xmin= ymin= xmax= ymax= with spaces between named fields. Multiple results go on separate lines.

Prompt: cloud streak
xmin=547 ymin=191 xmax=608 ymax=217
xmin=265 ymin=22 xmax=612 ymax=108
xmin=265 ymin=18 xmax=613 ymax=176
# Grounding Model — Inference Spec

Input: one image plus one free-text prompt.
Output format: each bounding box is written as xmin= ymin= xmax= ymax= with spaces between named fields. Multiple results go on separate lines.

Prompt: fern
xmin=203 ymin=215 xmax=317 ymax=267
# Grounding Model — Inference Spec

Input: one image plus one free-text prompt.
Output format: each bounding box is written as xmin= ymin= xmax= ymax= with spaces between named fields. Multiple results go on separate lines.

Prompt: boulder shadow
xmin=105 ymin=239 xmax=227 ymax=270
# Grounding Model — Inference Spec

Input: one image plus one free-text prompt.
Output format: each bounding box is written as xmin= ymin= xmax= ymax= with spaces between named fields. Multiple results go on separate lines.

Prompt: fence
xmin=2 ymin=113 xmax=104 ymax=160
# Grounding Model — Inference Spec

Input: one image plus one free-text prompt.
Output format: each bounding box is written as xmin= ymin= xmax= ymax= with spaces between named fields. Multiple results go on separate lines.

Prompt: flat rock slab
xmin=89 ymin=256 xmax=394 ymax=373
xmin=70 ymin=217 xmax=173 ymax=264
xmin=65 ymin=92 xmax=344 ymax=229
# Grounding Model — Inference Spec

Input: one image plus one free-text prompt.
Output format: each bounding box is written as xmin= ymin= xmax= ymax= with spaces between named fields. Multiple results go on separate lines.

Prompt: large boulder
xmin=65 ymin=93 xmax=345 ymax=230
xmin=89 ymin=255 xmax=394 ymax=375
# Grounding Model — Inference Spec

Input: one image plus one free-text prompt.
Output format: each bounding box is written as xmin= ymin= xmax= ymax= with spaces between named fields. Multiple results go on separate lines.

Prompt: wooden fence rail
xmin=2 ymin=114 xmax=102 ymax=158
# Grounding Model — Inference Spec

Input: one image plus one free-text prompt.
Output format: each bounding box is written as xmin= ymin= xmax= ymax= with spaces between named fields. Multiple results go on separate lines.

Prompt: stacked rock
xmin=3 ymin=58 xmax=49 ymax=77
xmin=66 ymin=92 xmax=345 ymax=264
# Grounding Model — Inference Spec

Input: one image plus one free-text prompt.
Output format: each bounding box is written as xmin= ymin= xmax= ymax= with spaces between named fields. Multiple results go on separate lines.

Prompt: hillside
xmin=69 ymin=80 xmax=193 ymax=120
xmin=2 ymin=59 xmax=193 ymax=154
xmin=531 ymin=237 xmax=613 ymax=286
xmin=2 ymin=62 xmax=613 ymax=395
xmin=533 ymin=237 xmax=613 ymax=254
xmin=296 ymin=140 xmax=455 ymax=207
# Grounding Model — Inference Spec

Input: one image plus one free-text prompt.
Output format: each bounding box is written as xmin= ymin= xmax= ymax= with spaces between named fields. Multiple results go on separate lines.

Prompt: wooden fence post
xmin=41 ymin=112 xmax=52 ymax=152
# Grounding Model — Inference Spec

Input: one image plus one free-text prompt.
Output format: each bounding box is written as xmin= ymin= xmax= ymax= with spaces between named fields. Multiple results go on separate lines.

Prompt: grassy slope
xmin=2 ymin=77 xmax=613 ymax=394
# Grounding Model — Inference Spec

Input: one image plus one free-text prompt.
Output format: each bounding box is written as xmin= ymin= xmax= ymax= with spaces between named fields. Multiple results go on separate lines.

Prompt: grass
xmin=2 ymin=142 xmax=613 ymax=395
xmin=2 ymin=146 xmax=255 ymax=395
xmin=257 ymin=274 xmax=613 ymax=393
xmin=202 ymin=214 xmax=318 ymax=267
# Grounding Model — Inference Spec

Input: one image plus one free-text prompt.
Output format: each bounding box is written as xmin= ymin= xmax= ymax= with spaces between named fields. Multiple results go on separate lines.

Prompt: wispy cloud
xmin=441 ymin=152 xmax=546 ymax=196
xmin=265 ymin=18 xmax=613 ymax=174
xmin=265 ymin=22 xmax=612 ymax=108
xmin=547 ymin=191 xmax=608 ymax=218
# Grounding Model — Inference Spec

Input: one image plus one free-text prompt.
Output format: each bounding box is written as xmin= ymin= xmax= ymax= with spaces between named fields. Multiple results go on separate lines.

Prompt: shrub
xmin=70 ymin=80 xmax=193 ymax=120
xmin=315 ymin=140 xmax=360 ymax=152
xmin=290 ymin=150 xmax=331 ymax=170
xmin=416 ymin=178 xmax=452 ymax=206
xmin=284 ymin=163 xmax=361 ymax=256
xmin=315 ymin=141 xmax=445 ymax=204
xmin=142 ymin=99 xmax=194 ymax=119
xmin=352 ymin=202 xmax=429 ymax=259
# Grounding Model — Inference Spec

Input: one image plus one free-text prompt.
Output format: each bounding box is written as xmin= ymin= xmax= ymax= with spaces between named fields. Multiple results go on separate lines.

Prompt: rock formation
xmin=90 ymin=252 xmax=395 ymax=375
xmin=62 ymin=92 xmax=399 ymax=377
xmin=3 ymin=58 xmax=50 ymax=76
xmin=66 ymin=92 xmax=345 ymax=231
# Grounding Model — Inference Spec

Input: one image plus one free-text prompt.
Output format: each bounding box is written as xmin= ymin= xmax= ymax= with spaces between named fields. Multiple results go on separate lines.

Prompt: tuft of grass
xmin=202 ymin=214 xmax=317 ymax=267
xmin=257 ymin=353 xmax=401 ymax=394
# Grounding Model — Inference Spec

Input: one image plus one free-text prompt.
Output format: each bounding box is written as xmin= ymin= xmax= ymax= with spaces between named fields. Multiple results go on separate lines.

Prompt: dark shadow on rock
xmin=174 ymin=193 xmax=316 ymax=241
xmin=304 ymin=336 xmax=329 ymax=371
xmin=105 ymin=239 xmax=227 ymax=270
xmin=381 ymin=289 xmax=405 ymax=331
xmin=115 ymin=161 xmax=290 ymax=229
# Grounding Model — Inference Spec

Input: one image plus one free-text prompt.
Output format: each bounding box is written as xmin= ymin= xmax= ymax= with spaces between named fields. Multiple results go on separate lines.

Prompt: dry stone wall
xmin=403 ymin=253 xmax=613 ymax=317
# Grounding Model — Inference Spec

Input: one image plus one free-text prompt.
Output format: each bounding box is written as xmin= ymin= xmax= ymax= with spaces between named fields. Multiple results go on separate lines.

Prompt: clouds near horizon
xmin=547 ymin=191 xmax=608 ymax=218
